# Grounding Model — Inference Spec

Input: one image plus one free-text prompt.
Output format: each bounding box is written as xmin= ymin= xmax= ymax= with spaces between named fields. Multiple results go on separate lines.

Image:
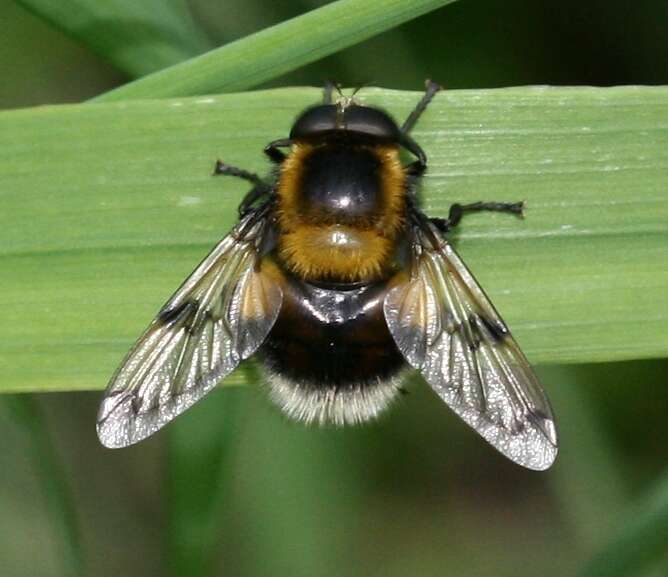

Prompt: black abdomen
xmin=258 ymin=271 xmax=406 ymax=425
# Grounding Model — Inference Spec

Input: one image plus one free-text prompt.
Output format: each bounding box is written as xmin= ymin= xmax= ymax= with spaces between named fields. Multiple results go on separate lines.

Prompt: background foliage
xmin=1 ymin=1 xmax=667 ymax=576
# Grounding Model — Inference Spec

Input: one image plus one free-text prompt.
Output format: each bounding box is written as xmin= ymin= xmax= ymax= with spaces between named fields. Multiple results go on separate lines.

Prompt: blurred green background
xmin=1 ymin=0 xmax=667 ymax=576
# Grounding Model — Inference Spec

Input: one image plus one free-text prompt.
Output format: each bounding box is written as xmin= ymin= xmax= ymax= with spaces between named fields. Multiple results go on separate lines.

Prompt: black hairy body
xmin=253 ymin=130 xmax=411 ymax=423
xmin=97 ymin=81 xmax=558 ymax=471
xmin=257 ymin=267 xmax=406 ymax=424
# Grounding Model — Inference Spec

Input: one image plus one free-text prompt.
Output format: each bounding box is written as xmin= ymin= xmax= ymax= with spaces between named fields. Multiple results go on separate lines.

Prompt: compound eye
xmin=290 ymin=104 xmax=401 ymax=142
xmin=342 ymin=106 xmax=401 ymax=141
xmin=290 ymin=106 xmax=338 ymax=140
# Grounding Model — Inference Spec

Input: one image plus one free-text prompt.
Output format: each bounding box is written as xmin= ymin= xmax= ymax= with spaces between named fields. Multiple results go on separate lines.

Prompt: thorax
xmin=274 ymin=141 xmax=408 ymax=283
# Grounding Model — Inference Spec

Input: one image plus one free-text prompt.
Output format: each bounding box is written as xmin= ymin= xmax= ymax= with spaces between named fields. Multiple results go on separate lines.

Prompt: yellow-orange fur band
xmin=276 ymin=142 xmax=407 ymax=282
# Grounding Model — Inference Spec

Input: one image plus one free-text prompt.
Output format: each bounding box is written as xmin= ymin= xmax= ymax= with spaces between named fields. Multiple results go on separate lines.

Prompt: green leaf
xmin=16 ymin=0 xmax=211 ymax=77
xmin=2 ymin=395 xmax=84 ymax=576
xmin=542 ymin=366 xmax=629 ymax=552
xmin=93 ymin=0 xmax=460 ymax=101
xmin=576 ymin=465 xmax=668 ymax=577
xmin=166 ymin=389 xmax=242 ymax=577
xmin=1 ymin=85 xmax=667 ymax=393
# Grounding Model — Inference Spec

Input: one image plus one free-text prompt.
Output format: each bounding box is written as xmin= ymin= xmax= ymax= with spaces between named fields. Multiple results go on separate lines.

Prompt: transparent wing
xmin=97 ymin=212 xmax=282 ymax=448
xmin=384 ymin=225 xmax=558 ymax=470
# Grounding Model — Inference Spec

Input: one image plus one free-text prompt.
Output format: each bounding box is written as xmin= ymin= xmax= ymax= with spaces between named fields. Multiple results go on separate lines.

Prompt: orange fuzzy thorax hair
xmin=275 ymin=142 xmax=407 ymax=283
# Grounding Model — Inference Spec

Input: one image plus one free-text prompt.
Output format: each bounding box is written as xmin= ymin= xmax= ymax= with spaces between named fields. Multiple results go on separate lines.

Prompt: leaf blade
xmin=576 ymin=464 xmax=668 ymax=577
xmin=16 ymin=0 xmax=211 ymax=77
xmin=2 ymin=396 xmax=84 ymax=576
xmin=1 ymin=85 xmax=667 ymax=393
xmin=93 ymin=0 xmax=460 ymax=101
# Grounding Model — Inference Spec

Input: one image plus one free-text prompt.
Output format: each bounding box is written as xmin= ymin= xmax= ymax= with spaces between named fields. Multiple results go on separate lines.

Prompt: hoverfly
xmin=97 ymin=81 xmax=558 ymax=470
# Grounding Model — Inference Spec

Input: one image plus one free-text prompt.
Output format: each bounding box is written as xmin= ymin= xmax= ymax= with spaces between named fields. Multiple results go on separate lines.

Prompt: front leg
xmin=213 ymin=160 xmax=267 ymax=186
xmin=213 ymin=160 xmax=273 ymax=216
xmin=264 ymin=138 xmax=292 ymax=163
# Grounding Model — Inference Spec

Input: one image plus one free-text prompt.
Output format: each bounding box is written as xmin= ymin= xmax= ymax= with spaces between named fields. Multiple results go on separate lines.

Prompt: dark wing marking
xmin=97 ymin=213 xmax=282 ymax=448
xmin=384 ymin=225 xmax=558 ymax=470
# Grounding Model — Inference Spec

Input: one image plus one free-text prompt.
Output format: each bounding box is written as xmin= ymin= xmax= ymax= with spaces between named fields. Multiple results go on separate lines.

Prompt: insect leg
xmin=404 ymin=155 xmax=427 ymax=179
xmin=213 ymin=160 xmax=267 ymax=186
xmin=401 ymin=134 xmax=428 ymax=175
xmin=323 ymin=81 xmax=338 ymax=104
xmin=237 ymin=185 xmax=276 ymax=217
xmin=399 ymin=80 xmax=440 ymax=175
xmin=400 ymin=79 xmax=441 ymax=135
xmin=213 ymin=160 xmax=273 ymax=216
xmin=407 ymin=200 xmax=443 ymax=251
xmin=431 ymin=201 xmax=525 ymax=232
xmin=264 ymin=138 xmax=292 ymax=163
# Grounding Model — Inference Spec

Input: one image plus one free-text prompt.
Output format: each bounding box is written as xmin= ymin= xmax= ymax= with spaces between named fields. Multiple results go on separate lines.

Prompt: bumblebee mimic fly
xmin=97 ymin=81 xmax=558 ymax=470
